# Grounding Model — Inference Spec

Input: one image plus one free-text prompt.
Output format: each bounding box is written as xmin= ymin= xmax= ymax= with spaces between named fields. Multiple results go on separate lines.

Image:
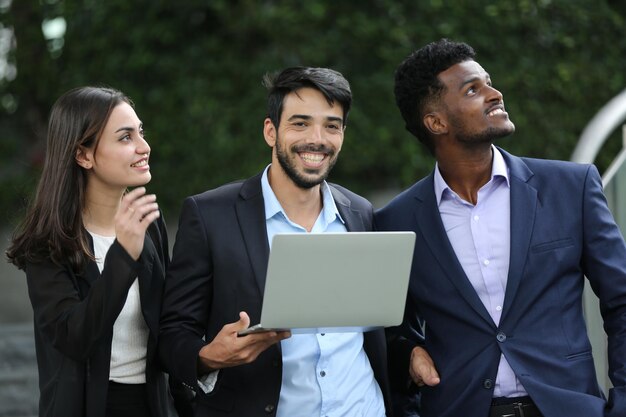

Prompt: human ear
xmin=424 ymin=112 xmax=448 ymax=136
xmin=263 ymin=118 xmax=277 ymax=148
xmin=75 ymin=146 xmax=93 ymax=169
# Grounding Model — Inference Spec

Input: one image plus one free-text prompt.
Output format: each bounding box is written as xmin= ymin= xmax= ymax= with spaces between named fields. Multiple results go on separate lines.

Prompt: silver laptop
xmin=238 ymin=231 xmax=416 ymax=335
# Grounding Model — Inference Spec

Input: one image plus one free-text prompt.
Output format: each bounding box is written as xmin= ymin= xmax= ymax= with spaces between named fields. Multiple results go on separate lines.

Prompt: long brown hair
xmin=6 ymin=86 xmax=132 ymax=272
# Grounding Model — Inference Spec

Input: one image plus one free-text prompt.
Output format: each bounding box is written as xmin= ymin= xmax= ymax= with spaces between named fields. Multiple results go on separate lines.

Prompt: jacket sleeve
xmin=158 ymin=196 xmax=213 ymax=390
xmin=25 ymin=240 xmax=142 ymax=361
xmin=580 ymin=165 xmax=626 ymax=416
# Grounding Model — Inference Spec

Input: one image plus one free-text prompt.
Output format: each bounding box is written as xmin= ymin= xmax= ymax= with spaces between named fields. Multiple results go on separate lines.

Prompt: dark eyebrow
xmin=287 ymin=114 xmax=312 ymax=122
xmin=115 ymin=122 xmax=143 ymax=134
xmin=325 ymin=116 xmax=343 ymax=124
xmin=459 ymin=74 xmax=491 ymax=91
xmin=287 ymin=115 xmax=343 ymax=125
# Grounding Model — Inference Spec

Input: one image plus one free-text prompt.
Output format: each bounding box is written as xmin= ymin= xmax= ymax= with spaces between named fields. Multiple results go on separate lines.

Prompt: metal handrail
xmin=571 ymin=88 xmax=626 ymax=164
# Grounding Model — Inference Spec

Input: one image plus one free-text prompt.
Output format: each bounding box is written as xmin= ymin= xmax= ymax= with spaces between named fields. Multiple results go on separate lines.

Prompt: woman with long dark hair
xmin=7 ymin=86 xmax=179 ymax=417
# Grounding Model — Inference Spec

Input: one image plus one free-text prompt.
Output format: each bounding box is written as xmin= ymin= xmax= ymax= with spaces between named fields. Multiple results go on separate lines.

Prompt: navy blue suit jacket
xmin=376 ymin=148 xmax=626 ymax=417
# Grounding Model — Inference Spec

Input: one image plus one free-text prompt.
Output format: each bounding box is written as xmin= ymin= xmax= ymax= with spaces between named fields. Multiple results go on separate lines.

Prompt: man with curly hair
xmin=378 ymin=38 xmax=626 ymax=417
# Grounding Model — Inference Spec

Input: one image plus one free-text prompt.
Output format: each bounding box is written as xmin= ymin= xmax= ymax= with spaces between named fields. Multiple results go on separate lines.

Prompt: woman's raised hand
xmin=115 ymin=187 xmax=160 ymax=260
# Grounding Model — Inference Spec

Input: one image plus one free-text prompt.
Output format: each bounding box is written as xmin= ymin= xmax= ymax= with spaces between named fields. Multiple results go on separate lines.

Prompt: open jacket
xmin=158 ymin=173 xmax=393 ymax=416
xmin=25 ymin=217 xmax=179 ymax=417
xmin=377 ymin=148 xmax=626 ymax=417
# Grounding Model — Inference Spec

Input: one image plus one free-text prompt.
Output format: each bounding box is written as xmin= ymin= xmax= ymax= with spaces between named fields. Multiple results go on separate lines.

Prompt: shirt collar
xmin=434 ymin=145 xmax=510 ymax=205
xmin=261 ymin=164 xmax=345 ymax=225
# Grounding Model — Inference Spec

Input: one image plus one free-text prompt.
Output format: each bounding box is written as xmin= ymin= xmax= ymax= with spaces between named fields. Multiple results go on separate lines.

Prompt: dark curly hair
xmin=394 ymin=39 xmax=475 ymax=152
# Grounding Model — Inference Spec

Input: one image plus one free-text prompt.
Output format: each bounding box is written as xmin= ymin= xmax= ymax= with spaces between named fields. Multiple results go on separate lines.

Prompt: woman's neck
xmin=82 ymin=185 xmax=124 ymax=236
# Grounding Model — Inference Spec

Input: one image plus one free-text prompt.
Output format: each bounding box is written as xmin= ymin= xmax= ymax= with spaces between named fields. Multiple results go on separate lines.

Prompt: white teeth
xmin=300 ymin=153 xmax=324 ymax=163
xmin=488 ymin=108 xmax=504 ymax=117
xmin=131 ymin=160 xmax=147 ymax=167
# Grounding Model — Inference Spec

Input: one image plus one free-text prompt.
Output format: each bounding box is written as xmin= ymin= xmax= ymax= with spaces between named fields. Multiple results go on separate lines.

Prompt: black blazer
xmin=25 ymin=217 xmax=178 ymax=417
xmin=158 ymin=173 xmax=393 ymax=416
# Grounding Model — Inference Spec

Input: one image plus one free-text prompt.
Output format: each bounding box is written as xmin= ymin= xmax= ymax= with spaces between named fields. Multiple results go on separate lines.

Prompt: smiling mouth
xmin=487 ymin=108 xmax=505 ymax=117
xmin=131 ymin=159 xmax=148 ymax=168
xmin=299 ymin=152 xmax=326 ymax=165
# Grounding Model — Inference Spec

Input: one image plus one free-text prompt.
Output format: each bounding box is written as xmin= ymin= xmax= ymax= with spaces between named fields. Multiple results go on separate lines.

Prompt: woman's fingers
xmin=128 ymin=202 xmax=159 ymax=223
xmin=124 ymin=190 xmax=159 ymax=223
xmin=115 ymin=187 xmax=160 ymax=259
xmin=121 ymin=187 xmax=147 ymax=212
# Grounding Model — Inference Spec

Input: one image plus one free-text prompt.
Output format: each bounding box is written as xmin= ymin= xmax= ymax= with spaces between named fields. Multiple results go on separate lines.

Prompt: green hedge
xmin=1 ymin=0 xmax=624 ymax=223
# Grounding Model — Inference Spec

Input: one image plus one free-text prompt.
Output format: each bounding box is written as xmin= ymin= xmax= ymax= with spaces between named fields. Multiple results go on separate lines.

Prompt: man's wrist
xmin=197 ymin=343 xmax=219 ymax=375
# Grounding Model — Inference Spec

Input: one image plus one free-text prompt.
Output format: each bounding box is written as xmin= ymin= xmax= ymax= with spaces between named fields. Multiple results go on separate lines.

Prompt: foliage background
xmin=1 ymin=0 xmax=625 ymax=225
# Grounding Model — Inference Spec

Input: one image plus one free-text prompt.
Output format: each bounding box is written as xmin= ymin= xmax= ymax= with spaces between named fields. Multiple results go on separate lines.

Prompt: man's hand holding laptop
xmin=197 ymin=311 xmax=291 ymax=372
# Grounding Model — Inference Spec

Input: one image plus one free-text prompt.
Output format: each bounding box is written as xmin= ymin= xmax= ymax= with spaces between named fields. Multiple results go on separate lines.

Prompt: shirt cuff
xmin=197 ymin=370 xmax=220 ymax=393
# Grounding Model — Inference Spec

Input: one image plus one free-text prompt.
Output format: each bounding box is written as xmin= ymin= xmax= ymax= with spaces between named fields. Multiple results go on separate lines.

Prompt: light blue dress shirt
xmin=261 ymin=165 xmax=385 ymax=417
xmin=433 ymin=147 xmax=528 ymax=398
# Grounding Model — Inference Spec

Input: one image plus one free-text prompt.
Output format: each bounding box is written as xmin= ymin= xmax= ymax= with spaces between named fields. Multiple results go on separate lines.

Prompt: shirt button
xmin=483 ymin=259 xmax=490 ymax=266
xmin=496 ymin=305 xmax=502 ymax=311
xmin=320 ymin=370 xmax=326 ymax=377
xmin=474 ymin=215 xmax=479 ymax=221
xmin=483 ymin=379 xmax=493 ymax=389
xmin=496 ymin=332 xmax=507 ymax=342
xmin=264 ymin=404 xmax=275 ymax=413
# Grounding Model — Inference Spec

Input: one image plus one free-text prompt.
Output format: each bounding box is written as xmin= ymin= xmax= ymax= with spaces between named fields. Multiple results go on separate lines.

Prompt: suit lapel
xmin=235 ymin=178 xmax=370 ymax=292
xmin=414 ymin=174 xmax=496 ymax=326
xmin=330 ymin=186 xmax=366 ymax=232
xmin=235 ymin=174 xmax=271 ymax=294
xmin=138 ymin=233 xmax=156 ymax=293
xmin=78 ymin=233 xmax=100 ymax=284
xmin=499 ymin=149 xmax=537 ymax=321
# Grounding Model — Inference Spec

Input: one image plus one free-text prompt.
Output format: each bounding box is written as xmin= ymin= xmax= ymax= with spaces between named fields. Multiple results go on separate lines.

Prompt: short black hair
xmin=394 ymin=39 xmax=475 ymax=151
xmin=263 ymin=67 xmax=352 ymax=129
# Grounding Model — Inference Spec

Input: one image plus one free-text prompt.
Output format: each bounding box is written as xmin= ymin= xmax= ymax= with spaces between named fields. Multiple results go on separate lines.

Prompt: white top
xmin=89 ymin=231 xmax=149 ymax=384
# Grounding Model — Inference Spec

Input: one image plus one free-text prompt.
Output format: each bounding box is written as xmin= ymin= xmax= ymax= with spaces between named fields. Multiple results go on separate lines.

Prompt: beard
xmin=448 ymin=112 xmax=515 ymax=144
xmin=275 ymin=133 xmax=338 ymax=189
xmin=457 ymin=125 xmax=515 ymax=144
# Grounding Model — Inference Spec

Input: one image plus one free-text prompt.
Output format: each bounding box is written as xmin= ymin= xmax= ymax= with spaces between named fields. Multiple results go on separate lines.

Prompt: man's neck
xmin=267 ymin=166 xmax=323 ymax=232
xmin=436 ymin=143 xmax=493 ymax=205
